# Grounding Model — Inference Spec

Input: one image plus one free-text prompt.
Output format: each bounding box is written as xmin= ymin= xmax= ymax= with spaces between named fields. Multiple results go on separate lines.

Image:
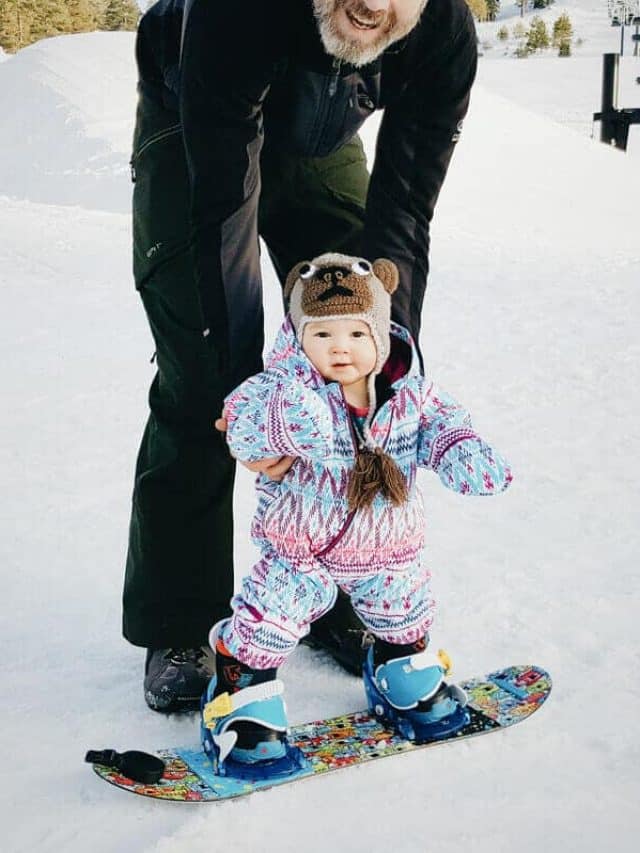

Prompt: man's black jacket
xmin=135 ymin=0 xmax=477 ymax=388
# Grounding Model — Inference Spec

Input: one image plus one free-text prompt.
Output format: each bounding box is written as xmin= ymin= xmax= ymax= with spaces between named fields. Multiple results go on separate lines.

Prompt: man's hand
xmin=215 ymin=415 xmax=295 ymax=482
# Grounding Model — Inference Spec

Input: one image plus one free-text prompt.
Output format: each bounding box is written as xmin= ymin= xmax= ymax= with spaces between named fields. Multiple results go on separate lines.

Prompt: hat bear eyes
xmin=298 ymin=260 xmax=371 ymax=280
xmin=299 ymin=263 xmax=317 ymax=280
xmin=351 ymin=260 xmax=371 ymax=276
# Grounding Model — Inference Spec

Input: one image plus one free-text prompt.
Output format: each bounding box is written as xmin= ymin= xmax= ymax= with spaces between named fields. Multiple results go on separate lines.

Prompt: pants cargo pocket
xmin=131 ymin=121 xmax=191 ymax=289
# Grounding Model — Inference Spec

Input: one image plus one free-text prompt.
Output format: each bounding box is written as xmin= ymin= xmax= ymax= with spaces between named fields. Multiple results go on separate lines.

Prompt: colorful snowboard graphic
xmin=89 ymin=664 xmax=551 ymax=802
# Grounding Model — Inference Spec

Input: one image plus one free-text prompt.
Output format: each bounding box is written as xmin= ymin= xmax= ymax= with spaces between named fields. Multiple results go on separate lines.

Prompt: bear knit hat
xmin=284 ymin=252 xmax=408 ymax=511
xmin=285 ymin=251 xmax=397 ymax=376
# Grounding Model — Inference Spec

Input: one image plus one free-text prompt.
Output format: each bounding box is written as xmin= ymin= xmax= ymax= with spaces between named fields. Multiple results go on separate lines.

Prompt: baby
xmin=201 ymin=253 xmax=512 ymax=776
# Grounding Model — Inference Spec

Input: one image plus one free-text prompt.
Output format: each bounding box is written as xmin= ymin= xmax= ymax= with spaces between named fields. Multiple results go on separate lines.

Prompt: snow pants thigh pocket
xmin=130 ymin=96 xmax=190 ymax=289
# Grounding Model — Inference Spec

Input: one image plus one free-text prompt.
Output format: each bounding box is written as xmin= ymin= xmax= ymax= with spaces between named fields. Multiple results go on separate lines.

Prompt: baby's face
xmin=302 ymin=318 xmax=377 ymax=388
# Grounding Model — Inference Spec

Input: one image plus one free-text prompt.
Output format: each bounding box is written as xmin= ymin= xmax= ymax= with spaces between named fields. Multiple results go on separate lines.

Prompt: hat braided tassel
xmin=347 ymin=447 xmax=408 ymax=512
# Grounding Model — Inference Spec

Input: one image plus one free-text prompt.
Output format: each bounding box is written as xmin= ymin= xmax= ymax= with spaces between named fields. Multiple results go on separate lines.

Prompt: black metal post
xmin=600 ymin=53 xmax=619 ymax=145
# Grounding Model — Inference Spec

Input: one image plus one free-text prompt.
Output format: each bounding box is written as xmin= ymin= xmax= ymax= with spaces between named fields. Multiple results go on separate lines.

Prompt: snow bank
xmin=0 ymin=33 xmax=136 ymax=212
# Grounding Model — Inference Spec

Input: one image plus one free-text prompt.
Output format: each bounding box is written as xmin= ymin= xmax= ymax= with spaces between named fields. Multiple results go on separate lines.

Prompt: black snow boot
xmin=301 ymin=590 xmax=374 ymax=676
xmin=144 ymin=647 xmax=215 ymax=712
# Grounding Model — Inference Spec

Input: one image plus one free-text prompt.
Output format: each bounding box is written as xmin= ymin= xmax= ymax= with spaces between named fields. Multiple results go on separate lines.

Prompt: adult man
xmin=124 ymin=0 xmax=477 ymax=711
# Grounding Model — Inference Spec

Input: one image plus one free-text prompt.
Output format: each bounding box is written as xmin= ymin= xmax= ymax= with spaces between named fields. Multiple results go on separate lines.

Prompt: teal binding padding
xmin=373 ymin=653 xmax=446 ymax=711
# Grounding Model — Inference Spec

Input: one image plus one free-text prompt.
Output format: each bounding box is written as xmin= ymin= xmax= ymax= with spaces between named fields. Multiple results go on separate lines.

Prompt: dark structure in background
xmin=593 ymin=50 xmax=640 ymax=151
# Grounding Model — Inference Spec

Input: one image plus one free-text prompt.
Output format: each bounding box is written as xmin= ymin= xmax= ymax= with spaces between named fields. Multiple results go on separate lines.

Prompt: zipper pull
xmin=329 ymin=59 xmax=341 ymax=97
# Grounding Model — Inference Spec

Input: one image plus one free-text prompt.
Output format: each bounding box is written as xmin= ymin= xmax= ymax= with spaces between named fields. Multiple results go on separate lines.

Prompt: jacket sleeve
xmin=179 ymin=0 xmax=283 ymax=391
xmin=417 ymin=380 xmax=513 ymax=496
xmin=223 ymin=373 xmax=334 ymax=463
xmin=362 ymin=1 xmax=477 ymax=339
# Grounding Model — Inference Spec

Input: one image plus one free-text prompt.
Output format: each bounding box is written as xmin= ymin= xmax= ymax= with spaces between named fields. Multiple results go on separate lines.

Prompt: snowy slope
xmin=476 ymin=0 xmax=640 ymax=154
xmin=1 ymin=24 xmax=639 ymax=853
xmin=0 ymin=32 xmax=136 ymax=211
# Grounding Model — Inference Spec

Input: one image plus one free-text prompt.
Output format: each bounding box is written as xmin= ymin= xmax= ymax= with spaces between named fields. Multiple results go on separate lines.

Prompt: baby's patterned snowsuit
xmin=218 ymin=318 xmax=512 ymax=669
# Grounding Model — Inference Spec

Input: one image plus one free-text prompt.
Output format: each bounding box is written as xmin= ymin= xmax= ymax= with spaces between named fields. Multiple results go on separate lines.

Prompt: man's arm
xmin=179 ymin=0 xmax=285 ymax=391
xmin=363 ymin=0 xmax=478 ymax=341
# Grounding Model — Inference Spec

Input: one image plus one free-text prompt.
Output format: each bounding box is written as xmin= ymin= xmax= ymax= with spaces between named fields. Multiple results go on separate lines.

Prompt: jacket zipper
xmin=328 ymin=58 xmax=341 ymax=97
xmin=314 ymin=386 xmax=358 ymax=558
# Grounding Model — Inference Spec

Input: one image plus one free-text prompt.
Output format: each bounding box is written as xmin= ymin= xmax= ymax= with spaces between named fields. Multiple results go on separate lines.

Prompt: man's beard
xmin=312 ymin=0 xmax=427 ymax=67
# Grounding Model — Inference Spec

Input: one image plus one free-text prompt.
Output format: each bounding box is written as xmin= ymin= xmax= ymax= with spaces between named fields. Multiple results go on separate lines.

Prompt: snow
xmin=1 ymin=6 xmax=639 ymax=852
xmin=476 ymin=0 xmax=640 ymax=154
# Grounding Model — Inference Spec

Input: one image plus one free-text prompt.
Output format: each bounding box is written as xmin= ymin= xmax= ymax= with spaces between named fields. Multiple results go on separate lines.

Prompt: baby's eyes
xmin=312 ymin=330 xmax=369 ymax=339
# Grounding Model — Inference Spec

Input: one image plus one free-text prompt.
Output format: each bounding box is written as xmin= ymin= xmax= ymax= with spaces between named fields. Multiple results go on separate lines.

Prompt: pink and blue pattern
xmin=220 ymin=319 xmax=512 ymax=668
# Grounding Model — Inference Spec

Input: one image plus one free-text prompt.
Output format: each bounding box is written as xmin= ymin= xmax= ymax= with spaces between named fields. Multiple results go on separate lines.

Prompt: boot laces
xmin=166 ymin=647 xmax=206 ymax=667
xmin=360 ymin=629 xmax=376 ymax=649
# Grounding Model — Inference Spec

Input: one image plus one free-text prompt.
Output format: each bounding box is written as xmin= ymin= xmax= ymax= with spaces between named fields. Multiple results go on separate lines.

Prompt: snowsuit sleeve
xmin=223 ymin=373 xmax=334 ymax=463
xmin=417 ymin=380 xmax=513 ymax=496
xmin=362 ymin=0 xmax=477 ymax=340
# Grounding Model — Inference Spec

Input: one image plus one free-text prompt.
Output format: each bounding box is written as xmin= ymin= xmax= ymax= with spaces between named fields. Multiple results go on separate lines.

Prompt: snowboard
xmin=89 ymin=664 xmax=551 ymax=802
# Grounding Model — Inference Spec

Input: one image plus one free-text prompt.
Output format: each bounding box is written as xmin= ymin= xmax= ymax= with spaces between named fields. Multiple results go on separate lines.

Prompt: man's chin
xmin=318 ymin=28 xmax=389 ymax=68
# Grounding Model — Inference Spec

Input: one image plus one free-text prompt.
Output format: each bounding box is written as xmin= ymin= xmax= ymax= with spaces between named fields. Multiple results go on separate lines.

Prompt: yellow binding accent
xmin=202 ymin=692 xmax=233 ymax=728
xmin=437 ymin=649 xmax=453 ymax=676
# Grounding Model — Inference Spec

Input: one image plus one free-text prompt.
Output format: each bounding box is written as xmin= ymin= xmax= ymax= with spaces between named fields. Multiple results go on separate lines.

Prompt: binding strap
xmin=203 ymin=680 xmax=285 ymax=728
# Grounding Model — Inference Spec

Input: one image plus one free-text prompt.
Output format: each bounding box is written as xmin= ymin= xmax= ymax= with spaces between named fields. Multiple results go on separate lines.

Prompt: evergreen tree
xmin=526 ymin=16 xmax=550 ymax=51
xmin=558 ymin=38 xmax=571 ymax=57
xmin=464 ymin=0 xmax=488 ymax=21
xmin=89 ymin=0 xmax=107 ymax=27
xmin=68 ymin=0 xmax=96 ymax=33
xmin=0 ymin=0 xmax=19 ymax=51
xmin=513 ymin=21 xmax=527 ymax=40
xmin=29 ymin=0 xmax=70 ymax=42
xmin=102 ymin=0 xmax=139 ymax=31
xmin=0 ymin=0 xmax=37 ymax=51
xmin=497 ymin=26 xmax=509 ymax=41
xmin=552 ymin=13 xmax=573 ymax=48
xmin=0 ymin=0 xmax=103 ymax=50
xmin=485 ymin=0 xmax=500 ymax=20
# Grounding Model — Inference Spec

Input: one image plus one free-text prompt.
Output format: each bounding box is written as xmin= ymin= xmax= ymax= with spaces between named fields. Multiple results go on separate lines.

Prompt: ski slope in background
xmin=1 ymin=6 xmax=639 ymax=852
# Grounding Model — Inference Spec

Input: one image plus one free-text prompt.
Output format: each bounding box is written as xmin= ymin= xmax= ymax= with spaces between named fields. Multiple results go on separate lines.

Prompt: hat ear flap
xmin=372 ymin=258 xmax=399 ymax=295
xmin=284 ymin=261 xmax=310 ymax=300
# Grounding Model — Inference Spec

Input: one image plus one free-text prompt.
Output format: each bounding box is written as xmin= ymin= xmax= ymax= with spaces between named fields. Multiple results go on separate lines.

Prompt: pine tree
xmin=464 ymin=0 xmax=488 ymax=21
xmin=558 ymin=38 xmax=571 ymax=57
xmin=0 ymin=0 xmax=104 ymax=50
xmin=497 ymin=26 xmax=509 ymax=41
xmin=526 ymin=17 xmax=550 ymax=51
xmin=29 ymin=0 xmax=71 ymax=42
xmin=0 ymin=0 xmax=38 ymax=51
xmin=552 ymin=13 xmax=573 ymax=48
xmin=101 ymin=0 xmax=139 ymax=31
xmin=68 ymin=0 xmax=96 ymax=33
xmin=513 ymin=21 xmax=527 ymax=40
xmin=0 ymin=0 xmax=20 ymax=52
xmin=485 ymin=0 xmax=500 ymax=20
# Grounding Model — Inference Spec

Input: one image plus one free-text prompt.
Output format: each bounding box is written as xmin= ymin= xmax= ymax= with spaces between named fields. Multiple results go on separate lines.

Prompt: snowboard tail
xmin=90 ymin=664 xmax=551 ymax=802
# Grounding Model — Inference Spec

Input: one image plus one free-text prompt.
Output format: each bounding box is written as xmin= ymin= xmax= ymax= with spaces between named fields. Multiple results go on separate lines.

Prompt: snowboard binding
xmin=200 ymin=677 xmax=307 ymax=780
xmin=363 ymin=646 xmax=470 ymax=743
